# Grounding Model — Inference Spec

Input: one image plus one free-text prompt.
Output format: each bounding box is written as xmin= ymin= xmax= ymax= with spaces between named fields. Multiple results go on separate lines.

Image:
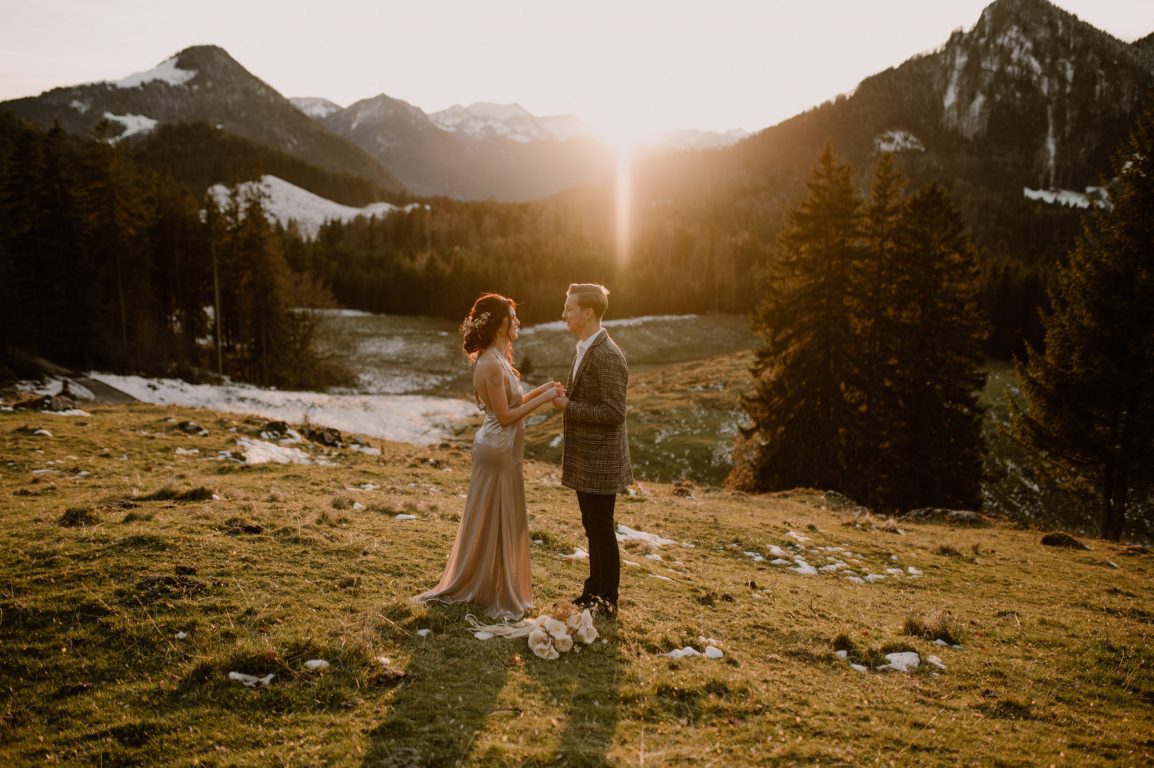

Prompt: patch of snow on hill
xmin=290 ymin=97 xmax=343 ymax=120
xmin=115 ymin=56 xmax=196 ymax=89
xmin=70 ymin=100 xmax=89 ymax=114
xmin=875 ymin=130 xmax=925 ymax=153
xmin=104 ymin=113 xmax=157 ymax=142
xmin=1023 ymin=186 xmax=1108 ymax=208
xmin=208 ymin=175 xmax=420 ymax=238
xmin=88 ymin=373 xmax=476 ymax=446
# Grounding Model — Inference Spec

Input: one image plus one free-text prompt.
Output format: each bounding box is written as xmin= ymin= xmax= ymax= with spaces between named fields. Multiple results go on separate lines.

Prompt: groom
xmin=553 ymin=283 xmax=633 ymax=618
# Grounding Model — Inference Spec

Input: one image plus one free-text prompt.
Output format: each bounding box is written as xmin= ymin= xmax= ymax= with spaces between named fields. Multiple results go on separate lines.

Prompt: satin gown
xmin=415 ymin=355 xmax=534 ymax=620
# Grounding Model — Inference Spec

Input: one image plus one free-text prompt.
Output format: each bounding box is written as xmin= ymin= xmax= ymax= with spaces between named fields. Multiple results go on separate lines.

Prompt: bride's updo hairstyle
xmin=460 ymin=293 xmax=517 ymax=367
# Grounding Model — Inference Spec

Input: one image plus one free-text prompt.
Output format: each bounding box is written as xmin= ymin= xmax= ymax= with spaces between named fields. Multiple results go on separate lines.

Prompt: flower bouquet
xmin=467 ymin=603 xmax=599 ymax=660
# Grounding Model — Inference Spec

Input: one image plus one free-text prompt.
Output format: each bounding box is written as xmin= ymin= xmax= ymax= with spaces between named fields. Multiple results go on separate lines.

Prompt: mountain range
xmin=0 ymin=47 xmax=744 ymax=202
xmin=0 ymin=0 xmax=1150 ymax=210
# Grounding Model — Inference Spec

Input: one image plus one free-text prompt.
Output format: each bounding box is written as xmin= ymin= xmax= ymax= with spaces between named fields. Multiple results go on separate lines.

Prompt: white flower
xmin=553 ymin=633 xmax=574 ymax=653
xmin=576 ymin=624 xmax=599 ymax=645
xmin=528 ymin=628 xmax=559 ymax=660
xmin=460 ymin=311 xmax=492 ymax=336
xmin=542 ymin=617 xmax=568 ymax=639
xmin=528 ymin=627 xmax=555 ymax=659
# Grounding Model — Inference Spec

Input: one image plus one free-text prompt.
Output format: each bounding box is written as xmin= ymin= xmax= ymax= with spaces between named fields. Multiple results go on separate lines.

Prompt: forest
xmin=0 ymin=106 xmax=1084 ymax=390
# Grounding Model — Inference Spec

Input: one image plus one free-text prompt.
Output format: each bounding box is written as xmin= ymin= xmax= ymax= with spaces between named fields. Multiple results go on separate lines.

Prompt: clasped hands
xmin=548 ymin=381 xmax=568 ymax=410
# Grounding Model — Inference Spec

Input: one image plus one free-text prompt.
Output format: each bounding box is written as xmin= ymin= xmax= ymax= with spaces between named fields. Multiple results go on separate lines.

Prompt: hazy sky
xmin=1 ymin=0 xmax=1152 ymax=138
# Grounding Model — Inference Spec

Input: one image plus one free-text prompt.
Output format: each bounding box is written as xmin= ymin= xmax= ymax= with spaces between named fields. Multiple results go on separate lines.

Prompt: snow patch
xmin=87 ymin=372 xmax=476 ymax=446
xmin=104 ymin=113 xmax=157 ymax=142
xmin=875 ymin=130 xmax=924 ymax=154
xmin=115 ymin=56 xmax=196 ymax=89
xmin=289 ymin=97 xmax=343 ymax=120
xmin=944 ymin=49 xmax=968 ymax=112
xmin=235 ymin=438 xmax=315 ymax=465
xmin=208 ymin=175 xmax=419 ymax=239
xmin=430 ymin=102 xmax=577 ymax=143
xmin=616 ymin=524 xmax=681 ymax=547
xmin=1023 ymin=187 xmax=1107 ymax=209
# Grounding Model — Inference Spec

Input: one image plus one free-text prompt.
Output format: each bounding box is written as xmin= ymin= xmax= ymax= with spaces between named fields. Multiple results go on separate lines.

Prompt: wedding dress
xmin=414 ymin=353 xmax=533 ymax=620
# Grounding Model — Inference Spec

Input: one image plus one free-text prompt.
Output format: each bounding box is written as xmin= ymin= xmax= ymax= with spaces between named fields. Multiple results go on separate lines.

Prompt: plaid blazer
xmin=562 ymin=331 xmax=633 ymax=494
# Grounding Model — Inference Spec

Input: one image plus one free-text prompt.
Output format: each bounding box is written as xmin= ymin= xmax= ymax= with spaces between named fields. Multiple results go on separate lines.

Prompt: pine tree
xmin=884 ymin=183 xmax=987 ymax=510
xmin=731 ymin=144 xmax=863 ymax=493
xmin=851 ymin=155 xmax=907 ymax=505
xmin=1013 ymin=108 xmax=1154 ymax=540
xmin=218 ymin=187 xmax=291 ymax=386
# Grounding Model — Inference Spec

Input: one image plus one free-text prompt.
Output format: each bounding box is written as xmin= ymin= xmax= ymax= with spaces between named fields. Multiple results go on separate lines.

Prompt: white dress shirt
xmin=571 ymin=328 xmax=605 ymax=382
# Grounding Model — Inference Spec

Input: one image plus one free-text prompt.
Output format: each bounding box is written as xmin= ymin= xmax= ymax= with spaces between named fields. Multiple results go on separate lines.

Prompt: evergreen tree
xmin=884 ymin=183 xmax=987 ymax=510
xmin=731 ymin=144 xmax=863 ymax=493
xmin=222 ymin=189 xmax=291 ymax=386
xmin=77 ymin=130 xmax=154 ymax=369
xmin=852 ymin=155 xmax=907 ymax=504
xmin=1012 ymin=108 xmax=1154 ymax=540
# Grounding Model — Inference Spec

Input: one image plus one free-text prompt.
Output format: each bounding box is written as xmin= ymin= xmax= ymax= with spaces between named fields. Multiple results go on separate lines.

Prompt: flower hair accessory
xmin=460 ymin=311 xmax=491 ymax=336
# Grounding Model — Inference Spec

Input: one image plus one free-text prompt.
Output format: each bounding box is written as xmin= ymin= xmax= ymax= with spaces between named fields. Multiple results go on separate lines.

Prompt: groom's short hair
xmin=568 ymin=283 xmax=609 ymax=319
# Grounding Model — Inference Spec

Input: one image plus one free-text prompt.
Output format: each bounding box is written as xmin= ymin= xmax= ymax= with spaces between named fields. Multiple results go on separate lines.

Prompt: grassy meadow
xmin=2 ymin=393 xmax=1152 ymax=766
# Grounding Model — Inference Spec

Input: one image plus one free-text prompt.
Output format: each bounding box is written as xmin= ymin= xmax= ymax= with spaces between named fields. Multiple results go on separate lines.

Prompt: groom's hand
xmin=553 ymin=393 xmax=568 ymax=411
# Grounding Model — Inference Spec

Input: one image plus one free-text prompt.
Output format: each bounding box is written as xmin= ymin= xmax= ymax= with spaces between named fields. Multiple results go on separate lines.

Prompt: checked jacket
xmin=561 ymin=331 xmax=634 ymax=494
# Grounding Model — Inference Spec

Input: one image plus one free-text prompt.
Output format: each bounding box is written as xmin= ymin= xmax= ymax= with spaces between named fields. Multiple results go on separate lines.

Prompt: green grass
xmin=2 ymin=404 xmax=1153 ymax=766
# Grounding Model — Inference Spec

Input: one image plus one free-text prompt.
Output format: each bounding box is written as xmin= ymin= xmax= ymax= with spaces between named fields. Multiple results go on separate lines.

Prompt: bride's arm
xmin=521 ymin=380 xmax=559 ymax=404
xmin=476 ymin=358 xmax=558 ymax=427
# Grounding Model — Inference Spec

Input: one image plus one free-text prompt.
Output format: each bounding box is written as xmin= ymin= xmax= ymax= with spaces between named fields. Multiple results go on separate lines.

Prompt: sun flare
xmin=614 ymin=141 xmax=632 ymax=263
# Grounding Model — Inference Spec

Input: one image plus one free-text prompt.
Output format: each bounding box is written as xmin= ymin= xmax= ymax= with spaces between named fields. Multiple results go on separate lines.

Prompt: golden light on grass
xmin=3 ymin=397 xmax=1152 ymax=765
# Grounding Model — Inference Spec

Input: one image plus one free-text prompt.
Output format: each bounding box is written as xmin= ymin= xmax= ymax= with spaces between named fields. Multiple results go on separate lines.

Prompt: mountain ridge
xmin=0 ymin=45 xmax=404 ymax=195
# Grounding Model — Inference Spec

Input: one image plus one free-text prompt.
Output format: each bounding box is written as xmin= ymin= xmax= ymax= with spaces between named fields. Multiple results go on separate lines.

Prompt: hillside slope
xmin=1 ymin=403 xmax=1150 ymax=765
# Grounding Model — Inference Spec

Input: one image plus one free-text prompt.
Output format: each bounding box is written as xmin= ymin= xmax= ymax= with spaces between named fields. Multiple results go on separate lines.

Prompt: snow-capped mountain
xmin=429 ymin=102 xmax=590 ymax=143
xmin=315 ymin=97 xmax=749 ymax=200
xmin=321 ymin=94 xmax=615 ymax=200
xmin=0 ymin=46 xmax=402 ymax=193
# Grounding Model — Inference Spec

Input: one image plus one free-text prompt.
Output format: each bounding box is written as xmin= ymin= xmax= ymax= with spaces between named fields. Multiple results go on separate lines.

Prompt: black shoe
xmin=592 ymin=597 xmax=618 ymax=619
xmin=573 ymin=594 xmax=595 ymax=608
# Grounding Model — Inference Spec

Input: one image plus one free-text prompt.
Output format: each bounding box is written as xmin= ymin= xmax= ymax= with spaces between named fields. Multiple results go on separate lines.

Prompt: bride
xmin=414 ymin=293 xmax=561 ymax=619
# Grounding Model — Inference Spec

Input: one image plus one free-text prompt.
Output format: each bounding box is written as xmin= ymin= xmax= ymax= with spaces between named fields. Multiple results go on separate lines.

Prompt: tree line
xmin=0 ymin=114 xmax=340 ymax=389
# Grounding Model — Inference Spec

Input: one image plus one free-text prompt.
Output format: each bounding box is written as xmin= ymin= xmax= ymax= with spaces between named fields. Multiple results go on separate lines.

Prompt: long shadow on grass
xmin=362 ymin=603 xmax=515 ymax=767
xmin=524 ymin=623 xmax=620 ymax=768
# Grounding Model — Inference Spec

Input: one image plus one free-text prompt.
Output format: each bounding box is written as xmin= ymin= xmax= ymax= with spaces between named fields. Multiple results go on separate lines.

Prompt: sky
xmin=1 ymin=0 xmax=1152 ymax=138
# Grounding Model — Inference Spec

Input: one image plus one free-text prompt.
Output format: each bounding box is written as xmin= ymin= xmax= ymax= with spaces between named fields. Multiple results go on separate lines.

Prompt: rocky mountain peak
xmin=934 ymin=0 xmax=1151 ymax=187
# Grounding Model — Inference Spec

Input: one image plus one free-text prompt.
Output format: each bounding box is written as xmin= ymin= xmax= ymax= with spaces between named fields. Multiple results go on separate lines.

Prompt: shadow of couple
xmin=362 ymin=603 xmax=620 ymax=767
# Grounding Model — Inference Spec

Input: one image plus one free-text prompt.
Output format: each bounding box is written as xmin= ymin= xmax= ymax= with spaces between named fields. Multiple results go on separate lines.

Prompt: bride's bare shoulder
xmin=473 ymin=354 xmax=503 ymax=381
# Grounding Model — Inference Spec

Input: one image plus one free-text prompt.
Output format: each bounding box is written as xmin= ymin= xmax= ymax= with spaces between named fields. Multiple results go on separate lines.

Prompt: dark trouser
xmin=578 ymin=490 xmax=620 ymax=604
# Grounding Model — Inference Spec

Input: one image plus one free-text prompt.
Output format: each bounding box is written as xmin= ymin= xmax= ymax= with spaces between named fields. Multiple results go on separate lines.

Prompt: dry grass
xmin=1 ymin=403 xmax=1152 ymax=766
